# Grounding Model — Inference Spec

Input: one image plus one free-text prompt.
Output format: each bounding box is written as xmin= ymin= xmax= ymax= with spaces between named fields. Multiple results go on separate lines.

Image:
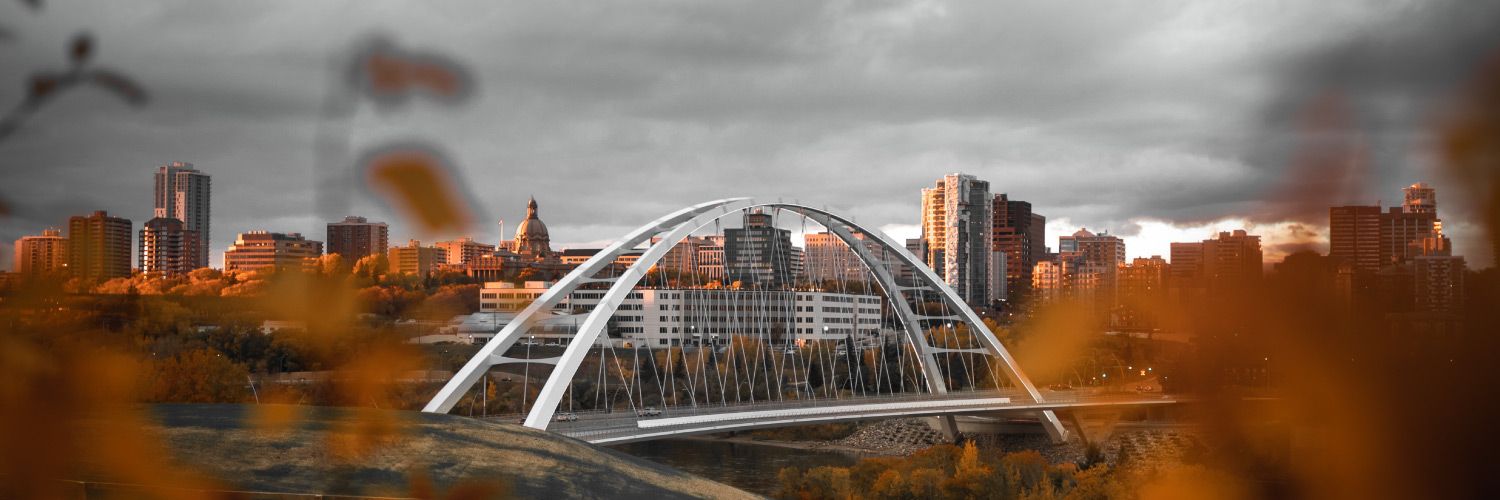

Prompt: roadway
xmin=483 ymin=389 xmax=1181 ymax=444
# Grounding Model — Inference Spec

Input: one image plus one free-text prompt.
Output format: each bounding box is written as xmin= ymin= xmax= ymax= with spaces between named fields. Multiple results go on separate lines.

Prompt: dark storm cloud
xmin=1 ymin=0 xmax=1495 ymax=268
xmin=1244 ymin=0 xmax=1500 ymax=262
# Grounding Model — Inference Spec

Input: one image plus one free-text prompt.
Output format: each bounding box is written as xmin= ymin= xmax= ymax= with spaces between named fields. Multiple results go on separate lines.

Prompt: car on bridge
xmin=636 ymin=407 xmax=662 ymax=417
xmin=554 ymin=412 xmax=578 ymax=422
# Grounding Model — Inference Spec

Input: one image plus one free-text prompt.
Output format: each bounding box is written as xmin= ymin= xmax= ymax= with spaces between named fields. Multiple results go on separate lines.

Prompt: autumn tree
xmin=142 ymin=349 xmax=251 ymax=403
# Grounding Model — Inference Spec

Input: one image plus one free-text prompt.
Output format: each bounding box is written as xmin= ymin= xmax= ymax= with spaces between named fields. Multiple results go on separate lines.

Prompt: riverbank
xmin=687 ymin=418 xmax=1208 ymax=469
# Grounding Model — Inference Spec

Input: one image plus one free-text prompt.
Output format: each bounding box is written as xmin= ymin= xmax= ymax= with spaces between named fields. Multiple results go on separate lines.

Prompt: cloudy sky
xmin=2 ymin=0 xmax=1497 ymax=269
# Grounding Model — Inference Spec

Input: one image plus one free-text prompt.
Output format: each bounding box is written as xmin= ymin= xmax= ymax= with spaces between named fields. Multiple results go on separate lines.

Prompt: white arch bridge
xmin=424 ymin=198 xmax=1179 ymax=445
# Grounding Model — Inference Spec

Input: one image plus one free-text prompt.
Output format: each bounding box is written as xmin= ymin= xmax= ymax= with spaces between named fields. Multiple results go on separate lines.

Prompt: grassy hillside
xmin=70 ymin=404 xmax=754 ymax=499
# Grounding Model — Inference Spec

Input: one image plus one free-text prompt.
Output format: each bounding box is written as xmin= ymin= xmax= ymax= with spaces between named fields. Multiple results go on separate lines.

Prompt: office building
xmin=326 ymin=216 xmax=389 ymax=261
xmin=803 ymin=231 xmax=893 ymax=285
xmin=900 ymin=238 xmax=927 ymax=283
xmin=1403 ymin=182 xmax=1436 ymax=214
xmin=13 ymin=228 xmax=67 ymax=275
xmin=1031 ymin=259 xmax=1064 ymax=304
xmin=1170 ymin=230 xmax=1263 ymax=294
xmin=389 ymin=240 xmax=448 ymax=276
xmin=992 ymin=194 xmax=1043 ymax=303
xmin=67 ymin=211 xmax=132 ymax=281
xmin=1059 ymin=228 xmax=1126 ymax=267
xmin=223 ymin=231 xmax=323 ymax=272
xmin=695 ymin=238 xmax=726 ymax=283
xmin=1330 ymin=205 xmax=1382 ymax=273
xmin=1030 ymin=254 xmax=1107 ymax=307
xmin=1116 ymin=256 xmax=1169 ymax=329
xmin=1413 ymin=255 xmax=1465 ymax=314
xmin=435 ymin=237 xmax=495 ymax=267
xmin=920 ymin=173 xmax=994 ymax=305
xmin=1169 ymin=242 xmax=1204 ymax=289
xmin=724 ymin=210 xmax=796 ymax=288
xmin=477 ymin=282 xmax=885 ymax=347
xmin=1058 ymin=228 xmax=1124 ymax=309
xmin=154 ymin=162 xmax=211 ymax=268
xmin=139 ymin=217 xmax=200 ymax=278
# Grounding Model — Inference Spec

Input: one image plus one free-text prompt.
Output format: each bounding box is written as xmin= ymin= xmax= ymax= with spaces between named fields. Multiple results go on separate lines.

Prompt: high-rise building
xmin=1030 ymin=254 xmax=1105 ymax=307
xmin=13 ymin=228 xmax=67 ymax=275
xmin=154 ymin=162 xmax=211 ymax=268
xmin=1403 ymin=182 xmax=1437 ymax=214
xmin=1028 ymin=213 xmax=1047 ymax=258
xmin=389 ymin=239 xmax=448 ymax=276
xmin=435 ymin=237 xmax=495 ymax=267
xmin=1329 ymin=205 xmax=1381 ymax=273
xmin=920 ymin=173 xmax=994 ymax=305
xmin=1059 ymin=228 xmax=1126 ymax=267
xmin=1380 ymin=207 xmax=1438 ymax=267
xmin=992 ymin=194 xmax=1042 ymax=303
xmin=139 ymin=217 xmax=200 ymax=278
xmin=1119 ymin=256 xmax=1168 ymax=300
xmin=1375 ymin=182 xmax=1444 ymax=267
xmin=988 ymin=250 xmax=1007 ymax=303
xmin=724 ymin=210 xmax=795 ymax=287
xmin=326 ymin=216 xmax=389 ymax=261
xmin=1169 ymin=241 xmax=1204 ymax=293
xmin=1116 ymin=256 xmax=1168 ymax=330
xmin=1058 ymin=228 xmax=1124 ymax=309
xmin=1031 ymin=258 xmax=1064 ymax=304
xmin=900 ymin=238 xmax=927 ymax=284
xmin=694 ymin=236 xmax=726 ymax=283
xmin=789 ymin=246 xmax=806 ymax=284
xmin=223 ymin=231 xmax=323 ymax=272
xmin=67 ymin=211 xmax=132 ymax=281
xmin=653 ymin=235 xmax=719 ymax=280
xmin=1413 ymin=255 xmax=1465 ymax=314
xmin=1165 ymin=231 xmax=1262 ymax=303
xmin=803 ymin=231 xmax=891 ymax=284
xmin=1202 ymin=230 xmax=1264 ymax=292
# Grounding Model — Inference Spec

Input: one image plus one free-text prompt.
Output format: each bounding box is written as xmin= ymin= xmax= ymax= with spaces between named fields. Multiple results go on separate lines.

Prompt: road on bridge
xmin=483 ymin=389 xmax=1179 ymax=444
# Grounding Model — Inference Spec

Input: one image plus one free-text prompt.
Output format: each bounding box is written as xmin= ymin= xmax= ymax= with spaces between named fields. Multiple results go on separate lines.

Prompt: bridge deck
xmin=483 ymin=390 xmax=1180 ymax=444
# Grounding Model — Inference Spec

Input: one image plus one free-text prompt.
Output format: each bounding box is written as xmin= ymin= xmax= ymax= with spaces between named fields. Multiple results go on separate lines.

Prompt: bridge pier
xmin=937 ymin=415 xmax=961 ymax=443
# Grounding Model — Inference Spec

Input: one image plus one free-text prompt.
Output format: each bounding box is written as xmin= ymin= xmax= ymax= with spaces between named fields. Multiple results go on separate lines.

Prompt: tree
xmin=515 ymin=267 xmax=544 ymax=283
xmin=418 ymin=284 xmax=480 ymax=319
xmin=870 ymin=469 xmax=908 ymax=500
xmin=906 ymin=468 xmax=944 ymax=499
xmin=353 ymin=253 xmax=389 ymax=280
xmin=317 ymin=253 xmax=348 ymax=276
xmin=142 ymin=349 xmax=250 ymax=403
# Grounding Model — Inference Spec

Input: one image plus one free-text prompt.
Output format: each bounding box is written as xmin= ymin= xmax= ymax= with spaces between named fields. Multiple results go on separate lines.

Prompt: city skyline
xmin=2 ymin=3 xmax=1497 ymax=497
xmin=2 ymin=171 xmax=1481 ymax=277
xmin=2 ymin=1 xmax=1497 ymax=271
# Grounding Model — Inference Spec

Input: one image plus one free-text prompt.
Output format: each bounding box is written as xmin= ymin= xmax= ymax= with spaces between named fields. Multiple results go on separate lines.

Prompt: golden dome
xmin=513 ymin=197 xmax=551 ymax=256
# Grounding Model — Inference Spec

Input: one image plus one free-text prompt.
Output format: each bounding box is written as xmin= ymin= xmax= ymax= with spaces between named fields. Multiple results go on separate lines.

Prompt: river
xmin=611 ymin=438 xmax=860 ymax=495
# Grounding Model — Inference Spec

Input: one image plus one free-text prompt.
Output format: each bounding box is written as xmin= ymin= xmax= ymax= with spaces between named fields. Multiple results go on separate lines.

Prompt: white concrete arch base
xmin=421 ymin=198 xmax=1067 ymax=443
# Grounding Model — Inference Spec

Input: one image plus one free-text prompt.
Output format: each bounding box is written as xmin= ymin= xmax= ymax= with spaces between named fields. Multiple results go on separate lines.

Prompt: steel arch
xmin=423 ymin=198 xmax=1067 ymax=442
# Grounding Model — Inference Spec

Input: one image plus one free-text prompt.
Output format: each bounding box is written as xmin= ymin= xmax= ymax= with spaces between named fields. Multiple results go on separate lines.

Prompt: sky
xmin=2 ymin=0 xmax=1498 ymax=270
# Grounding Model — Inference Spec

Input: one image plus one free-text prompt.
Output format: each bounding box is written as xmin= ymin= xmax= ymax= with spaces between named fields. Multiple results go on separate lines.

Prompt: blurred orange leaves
xmin=363 ymin=145 xmax=479 ymax=238
xmin=349 ymin=36 xmax=473 ymax=108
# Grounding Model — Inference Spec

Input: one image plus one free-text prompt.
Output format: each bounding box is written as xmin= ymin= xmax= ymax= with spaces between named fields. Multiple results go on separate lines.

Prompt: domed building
xmin=463 ymin=197 xmax=571 ymax=282
xmin=511 ymin=196 xmax=552 ymax=258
